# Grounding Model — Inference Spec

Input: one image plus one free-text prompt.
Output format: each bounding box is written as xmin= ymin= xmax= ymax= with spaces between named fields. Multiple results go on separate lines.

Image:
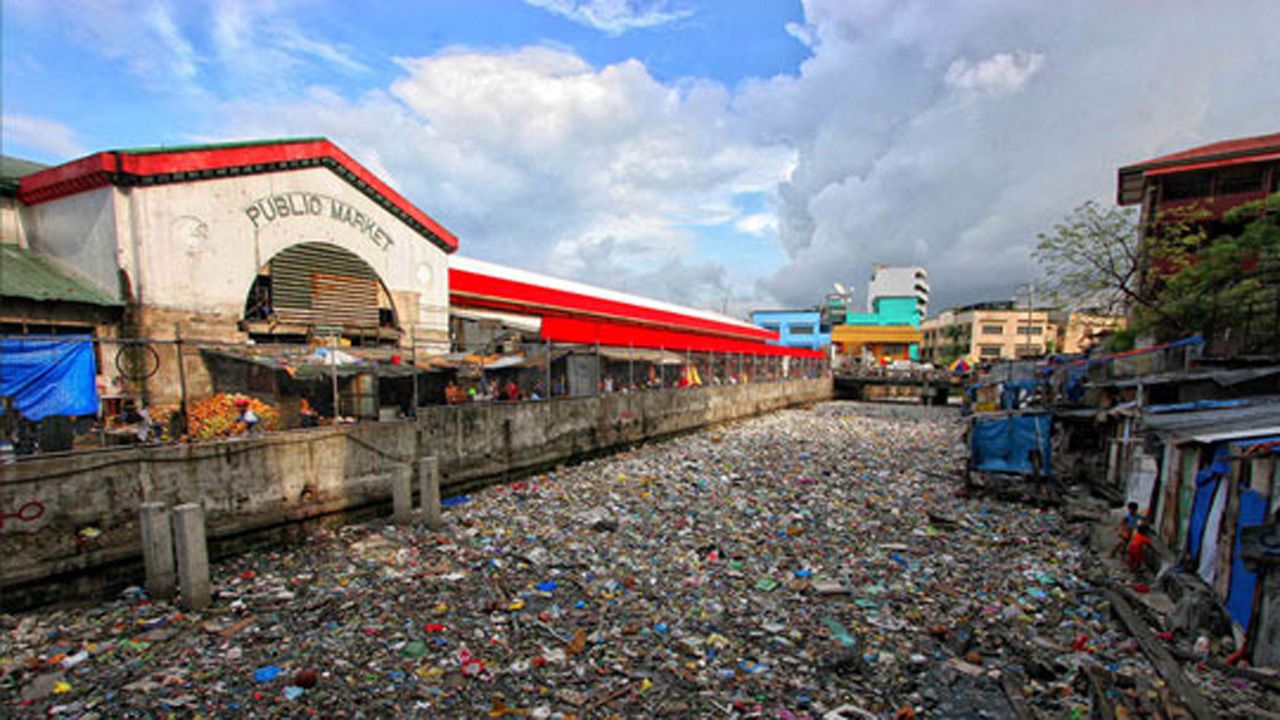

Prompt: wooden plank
xmin=1000 ymin=673 xmax=1038 ymax=720
xmin=1084 ymin=665 xmax=1117 ymax=720
xmin=1166 ymin=644 xmax=1280 ymax=693
xmin=1214 ymin=461 xmax=1242 ymax=600
xmin=1101 ymin=588 xmax=1217 ymax=720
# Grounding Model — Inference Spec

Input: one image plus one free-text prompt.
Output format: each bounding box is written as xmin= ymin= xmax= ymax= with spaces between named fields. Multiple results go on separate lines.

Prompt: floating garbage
xmin=1 ymin=402 xmax=1269 ymax=717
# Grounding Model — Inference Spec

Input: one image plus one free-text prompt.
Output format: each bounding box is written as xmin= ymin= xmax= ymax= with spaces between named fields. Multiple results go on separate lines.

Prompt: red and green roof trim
xmin=17 ymin=137 xmax=458 ymax=253
xmin=1118 ymin=131 xmax=1280 ymax=204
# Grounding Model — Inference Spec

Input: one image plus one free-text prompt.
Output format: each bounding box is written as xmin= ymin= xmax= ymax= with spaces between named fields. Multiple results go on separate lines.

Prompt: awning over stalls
xmin=424 ymin=351 xmax=563 ymax=371
xmin=450 ymin=307 xmax=542 ymax=335
xmin=200 ymin=347 xmax=427 ymax=380
xmin=597 ymin=346 xmax=689 ymax=366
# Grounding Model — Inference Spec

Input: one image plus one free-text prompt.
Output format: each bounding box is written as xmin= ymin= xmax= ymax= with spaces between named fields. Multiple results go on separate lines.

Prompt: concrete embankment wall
xmin=0 ymin=379 xmax=830 ymax=609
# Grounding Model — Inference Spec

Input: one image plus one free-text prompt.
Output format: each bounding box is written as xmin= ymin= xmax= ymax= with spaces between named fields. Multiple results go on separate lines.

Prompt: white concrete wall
xmin=868 ymin=265 xmax=928 ymax=314
xmin=112 ymin=168 xmax=450 ymax=342
xmin=22 ymin=187 xmax=122 ymax=299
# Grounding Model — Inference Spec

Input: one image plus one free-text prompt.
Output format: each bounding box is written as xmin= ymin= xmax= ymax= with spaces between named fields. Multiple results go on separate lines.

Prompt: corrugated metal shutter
xmin=270 ymin=242 xmax=379 ymax=328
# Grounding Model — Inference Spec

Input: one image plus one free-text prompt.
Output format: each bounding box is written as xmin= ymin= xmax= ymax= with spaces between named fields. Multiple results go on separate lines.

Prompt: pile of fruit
xmin=188 ymin=393 xmax=280 ymax=438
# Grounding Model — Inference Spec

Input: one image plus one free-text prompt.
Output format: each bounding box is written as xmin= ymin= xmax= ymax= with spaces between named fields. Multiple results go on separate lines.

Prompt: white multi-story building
xmin=867 ymin=265 xmax=928 ymax=316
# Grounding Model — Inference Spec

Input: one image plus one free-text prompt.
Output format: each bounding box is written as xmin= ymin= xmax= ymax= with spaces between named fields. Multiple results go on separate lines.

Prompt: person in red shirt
xmin=1110 ymin=502 xmax=1143 ymax=559
xmin=1127 ymin=523 xmax=1156 ymax=573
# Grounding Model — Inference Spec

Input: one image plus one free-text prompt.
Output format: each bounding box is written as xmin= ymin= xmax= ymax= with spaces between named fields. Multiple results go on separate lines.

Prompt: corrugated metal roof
xmin=1105 ymin=365 xmax=1280 ymax=388
xmin=1120 ymin=132 xmax=1280 ymax=173
xmin=1141 ymin=396 xmax=1280 ymax=442
xmin=0 ymin=245 xmax=122 ymax=307
xmin=0 ymin=155 xmax=50 ymax=194
xmin=114 ymin=137 xmax=325 ymax=156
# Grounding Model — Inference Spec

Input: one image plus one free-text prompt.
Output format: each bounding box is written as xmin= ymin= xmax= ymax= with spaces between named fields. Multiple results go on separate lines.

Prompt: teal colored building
xmin=841 ymin=297 xmax=923 ymax=359
xmin=844 ymin=297 xmax=922 ymax=327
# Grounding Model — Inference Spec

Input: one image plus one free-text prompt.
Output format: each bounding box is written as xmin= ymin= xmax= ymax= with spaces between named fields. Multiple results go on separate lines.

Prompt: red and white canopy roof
xmin=18 ymin=137 xmax=458 ymax=253
xmin=450 ymin=257 xmax=822 ymax=358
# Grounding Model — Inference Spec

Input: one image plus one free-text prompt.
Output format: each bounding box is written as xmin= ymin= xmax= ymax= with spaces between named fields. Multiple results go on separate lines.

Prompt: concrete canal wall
xmin=0 ymin=378 xmax=830 ymax=609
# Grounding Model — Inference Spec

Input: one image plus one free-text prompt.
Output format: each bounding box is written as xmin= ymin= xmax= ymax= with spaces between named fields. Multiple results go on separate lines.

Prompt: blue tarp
xmin=1234 ymin=435 xmax=1280 ymax=455
xmin=1187 ymin=445 xmax=1230 ymax=565
xmin=1000 ymin=379 xmax=1039 ymax=410
xmin=1061 ymin=363 xmax=1088 ymax=404
xmin=1226 ymin=489 xmax=1268 ymax=629
xmin=970 ymin=413 xmax=1053 ymax=477
xmin=0 ymin=337 xmax=99 ymax=420
xmin=1146 ymin=399 xmax=1252 ymax=414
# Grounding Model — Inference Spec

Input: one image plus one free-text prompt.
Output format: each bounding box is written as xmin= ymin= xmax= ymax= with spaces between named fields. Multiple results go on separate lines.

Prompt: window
xmin=1217 ymin=165 xmax=1264 ymax=195
xmin=790 ymin=326 xmax=815 ymax=335
xmin=760 ymin=324 xmax=780 ymax=333
xmin=979 ymin=345 xmax=1002 ymax=357
xmin=1161 ymin=171 xmax=1212 ymax=201
xmin=982 ymin=325 xmax=1004 ymax=335
xmin=1017 ymin=325 xmax=1044 ymax=335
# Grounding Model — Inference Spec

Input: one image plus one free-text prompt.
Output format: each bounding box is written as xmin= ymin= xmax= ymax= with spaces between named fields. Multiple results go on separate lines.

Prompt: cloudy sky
xmin=4 ymin=0 xmax=1279 ymax=316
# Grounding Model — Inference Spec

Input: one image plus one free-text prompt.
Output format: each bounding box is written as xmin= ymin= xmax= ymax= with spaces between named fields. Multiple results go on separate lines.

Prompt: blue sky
xmin=5 ymin=1 xmax=1280 ymax=315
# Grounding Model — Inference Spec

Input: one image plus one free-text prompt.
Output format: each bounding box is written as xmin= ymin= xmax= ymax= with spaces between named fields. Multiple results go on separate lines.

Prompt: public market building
xmin=1 ymin=137 xmax=820 ymax=427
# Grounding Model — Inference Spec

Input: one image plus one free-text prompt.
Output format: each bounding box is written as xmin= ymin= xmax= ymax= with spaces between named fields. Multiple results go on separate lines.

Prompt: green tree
xmin=1033 ymin=201 xmax=1145 ymax=317
xmin=1152 ymin=193 xmax=1280 ymax=349
xmin=1035 ymin=194 xmax=1280 ymax=348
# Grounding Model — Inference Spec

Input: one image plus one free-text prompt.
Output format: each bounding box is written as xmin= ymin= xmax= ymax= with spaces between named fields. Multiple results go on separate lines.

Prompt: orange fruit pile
xmin=188 ymin=393 xmax=280 ymax=438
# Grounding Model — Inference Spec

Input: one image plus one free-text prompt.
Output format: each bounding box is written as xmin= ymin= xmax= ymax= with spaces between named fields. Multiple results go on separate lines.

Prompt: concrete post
xmin=172 ymin=503 xmax=211 ymax=610
xmin=138 ymin=502 xmax=175 ymax=600
xmin=420 ymin=455 xmax=443 ymax=530
xmin=392 ymin=465 xmax=413 ymax=524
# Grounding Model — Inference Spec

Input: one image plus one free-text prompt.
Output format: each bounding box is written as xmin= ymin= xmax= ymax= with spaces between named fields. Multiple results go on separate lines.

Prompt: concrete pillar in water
xmin=138 ymin=502 xmax=175 ymax=600
xmin=420 ymin=456 xmax=442 ymax=530
xmin=172 ymin=503 xmax=211 ymax=610
xmin=392 ymin=465 xmax=413 ymax=524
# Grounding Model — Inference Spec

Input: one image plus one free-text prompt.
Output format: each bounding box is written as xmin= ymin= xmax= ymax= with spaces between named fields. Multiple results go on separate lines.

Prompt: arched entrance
xmin=242 ymin=242 xmax=400 ymax=345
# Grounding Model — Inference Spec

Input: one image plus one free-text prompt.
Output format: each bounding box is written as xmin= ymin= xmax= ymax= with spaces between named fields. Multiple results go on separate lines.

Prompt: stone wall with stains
xmin=0 ymin=378 xmax=830 ymax=608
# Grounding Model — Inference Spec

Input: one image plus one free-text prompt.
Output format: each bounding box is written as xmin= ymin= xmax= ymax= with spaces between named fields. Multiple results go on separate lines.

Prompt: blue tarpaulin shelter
xmin=1227 ymin=489 xmax=1268 ymax=629
xmin=1186 ymin=447 xmax=1229 ymax=568
xmin=970 ymin=413 xmax=1052 ymax=478
xmin=0 ymin=337 xmax=99 ymax=420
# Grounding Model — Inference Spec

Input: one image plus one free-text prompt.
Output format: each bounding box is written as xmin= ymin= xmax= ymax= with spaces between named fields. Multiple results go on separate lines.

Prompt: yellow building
xmin=1052 ymin=311 xmax=1126 ymax=354
xmin=831 ymin=324 xmax=923 ymax=361
xmin=921 ymin=302 xmax=1125 ymax=364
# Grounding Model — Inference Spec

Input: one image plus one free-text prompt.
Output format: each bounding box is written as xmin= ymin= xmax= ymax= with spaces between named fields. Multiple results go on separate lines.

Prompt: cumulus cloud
xmin=745 ymin=0 xmax=1280 ymax=311
xmin=944 ymin=52 xmax=1045 ymax=97
xmin=16 ymin=0 xmax=1280 ymax=317
xmin=219 ymin=45 xmax=794 ymax=310
xmin=524 ymin=0 xmax=692 ymax=35
xmin=2 ymin=115 xmax=87 ymax=159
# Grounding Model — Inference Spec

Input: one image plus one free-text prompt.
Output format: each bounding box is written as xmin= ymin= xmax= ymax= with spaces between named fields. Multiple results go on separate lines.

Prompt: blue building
xmin=751 ymin=310 xmax=830 ymax=350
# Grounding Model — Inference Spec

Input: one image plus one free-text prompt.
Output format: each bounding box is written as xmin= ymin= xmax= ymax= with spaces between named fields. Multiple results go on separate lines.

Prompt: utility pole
xmin=1026 ymin=282 xmax=1036 ymax=357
